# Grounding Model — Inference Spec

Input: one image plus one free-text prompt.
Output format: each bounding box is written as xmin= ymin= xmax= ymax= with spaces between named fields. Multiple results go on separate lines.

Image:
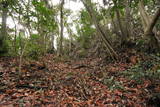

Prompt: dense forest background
xmin=0 ymin=0 xmax=160 ymax=59
xmin=0 ymin=0 xmax=160 ymax=106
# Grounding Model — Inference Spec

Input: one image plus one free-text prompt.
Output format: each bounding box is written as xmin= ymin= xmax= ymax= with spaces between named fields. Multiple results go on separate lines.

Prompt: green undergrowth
xmin=102 ymin=76 xmax=124 ymax=90
xmin=121 ymin=55 xmax=160 ymax=84
xmin=88 ymin=54 xmax=160 ymax=91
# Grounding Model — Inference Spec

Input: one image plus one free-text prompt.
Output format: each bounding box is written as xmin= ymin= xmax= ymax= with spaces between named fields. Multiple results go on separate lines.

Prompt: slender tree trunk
xmin=66 ymin=24 xmax=73 ymax=54
xmin=58 ymin=0 xmax=65 ymax=56
xmin=11 ymin=16 xmax=17 ymax=55
xmin=69 ymin=30 xmax=72 ymax=54
xmin=51 ymin=34 xmax=54 ymax=51
xmin=14 ymin=24 xmax=17 ymax=55
xmin=19 ymin=0 xmax=31 ymax=74
xmin=43 ymin=0 xmax=55 ymax=52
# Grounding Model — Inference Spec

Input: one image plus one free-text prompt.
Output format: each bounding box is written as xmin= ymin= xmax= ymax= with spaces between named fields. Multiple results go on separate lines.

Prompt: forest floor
xmin=0 ymin=53 xmax=160 ymax=107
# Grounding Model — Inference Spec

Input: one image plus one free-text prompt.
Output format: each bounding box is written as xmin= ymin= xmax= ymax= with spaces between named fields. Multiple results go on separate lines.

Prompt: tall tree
xmin=81 ymin=0 xmax=118 ymax=59
xmin=58 ymin=0 xmax=65 ymax=56
xmin=124 ymin=0 xmax=133 ymax=40
xmin=113 ymin=0 xmax=127 ymax=44
xmin=0 ymin=1 xmax=8 ymax=54
xmin=138 ymin=0 xmax=160 ymax=50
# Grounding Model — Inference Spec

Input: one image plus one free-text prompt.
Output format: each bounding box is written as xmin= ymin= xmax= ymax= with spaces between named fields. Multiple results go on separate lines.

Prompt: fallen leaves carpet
xmin=0 ymin=55 xmax=160 ymax=107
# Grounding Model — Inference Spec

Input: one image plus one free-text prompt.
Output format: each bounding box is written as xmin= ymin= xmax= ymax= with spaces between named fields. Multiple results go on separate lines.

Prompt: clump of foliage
xmin=102 ymin=76 xmax=124 ymax=90
xmin=122 ymin=56 xmax=160 ymax=84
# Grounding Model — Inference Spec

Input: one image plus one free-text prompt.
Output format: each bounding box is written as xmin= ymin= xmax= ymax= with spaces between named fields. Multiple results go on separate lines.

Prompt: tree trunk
xmin=19 ymin=0 xmax=31 ymax=74
xmin=124 ymin=0 xmax=133 ymax=39
xmin=145 ymin=8 xmax=160 ymax=36
xmin=138 ymin=0 xmax=150 ymax=28
xmin=138 ymin=0 xmax=160 ymax=50
xmin=81 ymin=0 xmax=118 ymax=60
xmin=113 ymin=1 xmax=128 ymax=45
xmin=111 ymin=16 xmax=121 ymax=37
xmin=66 ymin=24 xmax=73 ymax=55
xmin=115 ymin=10 xmax=127 ymax=44
xmin=0 ymin=3 xmax=8 ymax=54
xmin=14 ymin=25 xmax=17 ymax=54
xmin=58 ymin=0 xmax=65 ymax=56
xmin=51 ymin=34 xmax=55 ymax=51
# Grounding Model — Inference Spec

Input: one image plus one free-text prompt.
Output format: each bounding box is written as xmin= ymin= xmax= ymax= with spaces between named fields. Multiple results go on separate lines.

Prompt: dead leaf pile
xmin=0 ymin=55 xmax=160 ymax=107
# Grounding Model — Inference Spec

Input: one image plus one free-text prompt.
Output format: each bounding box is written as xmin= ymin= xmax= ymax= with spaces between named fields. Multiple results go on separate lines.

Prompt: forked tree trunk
xmin=138 ymin=0 xmax=160 ymax=50
xmin=145 ymin=8 xmax=160 ymax=36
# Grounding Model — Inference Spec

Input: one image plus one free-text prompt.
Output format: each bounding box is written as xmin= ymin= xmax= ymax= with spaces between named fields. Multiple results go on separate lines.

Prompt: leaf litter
xmin=0 ymin=54 xmax=160 ymax=107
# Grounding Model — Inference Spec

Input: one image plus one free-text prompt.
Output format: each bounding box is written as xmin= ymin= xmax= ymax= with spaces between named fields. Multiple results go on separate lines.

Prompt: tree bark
xmin=0 ymin=2 xmax=8 ymax=54
xmin=58 ymin=0 xmax=65 ymax=56
xmin=138 ymin=0 xmax=150 ymax=28
xmin=113 ymin=0 xmax=128 ymax=45
xmin=81 ymin=0 xmax=118 ymax=60
xmin=138 ymin=0 xmax=160 ymax=49
xmin=145 ymin=8 xmax=160 ymax=36
xmin=115 ymin=9 xmax=127 ymax=43
xmin=1 ymin=8 xmax=7 ymax=40
xmin=124 ymin=0 xmax=133 ymax=39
